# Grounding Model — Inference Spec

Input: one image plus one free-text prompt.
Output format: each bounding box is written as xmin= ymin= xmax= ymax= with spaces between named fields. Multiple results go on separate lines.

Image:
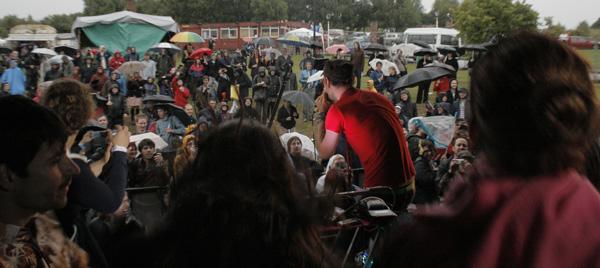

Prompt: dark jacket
xmin=128 ymin=157 xmax=169 ymax=187
xmin=44 ymin=68 xmax=63 ymax=81
xmin=350 ymin=49 xmax=365 ymax=72
xmin=452 ymin=98 xmax=471 ymax=121
xmin=413 ymin=156 xmax=438 ymax=204
xmin=277 ymin=105 xmax=299 ymax=130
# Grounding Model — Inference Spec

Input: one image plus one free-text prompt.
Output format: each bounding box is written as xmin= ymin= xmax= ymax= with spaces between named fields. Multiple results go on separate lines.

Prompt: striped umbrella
xmin=170 ymin=32 xmax=205 ymax=43
xmin=277 ymin=35 xmax=310 ymax=48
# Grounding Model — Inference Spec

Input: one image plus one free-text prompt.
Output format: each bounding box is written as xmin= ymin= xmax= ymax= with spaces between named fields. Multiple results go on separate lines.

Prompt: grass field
xmin=285 ymin=49 xmax=600 ymax=138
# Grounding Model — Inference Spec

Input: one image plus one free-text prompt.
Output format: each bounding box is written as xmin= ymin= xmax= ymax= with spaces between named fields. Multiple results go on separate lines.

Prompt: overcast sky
xmin=0 ymin=0 xmax=598 ymax=29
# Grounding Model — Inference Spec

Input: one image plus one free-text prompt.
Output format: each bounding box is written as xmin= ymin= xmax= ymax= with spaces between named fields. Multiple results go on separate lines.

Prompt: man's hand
xmin=153 ymin=153 xmax=164 ymax=166
xmin=111 ymin=125 xmax=131 ymax=148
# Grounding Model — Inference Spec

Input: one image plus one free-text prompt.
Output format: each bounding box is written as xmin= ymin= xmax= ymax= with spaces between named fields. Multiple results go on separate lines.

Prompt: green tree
xmin=454 ymin=0 xmax=538 ymax=43
xmin=0 ymin=15 xmax=37 ymax=38
xmin=573 ymin=21 xmax=591 ymax=36
xmin=41 ymin=13 xmax=81 ymax=33
xmin=250 ymin=0 xmax=288 ymax=21
xmin=592 ymin=17 xmax=600 ymax=29
xmin=83 ymin=0 xmax=124 ymax=16
xmin=429 ymin=0 xmax=459 ymax=27
xmin=541 ymin=17 xmax=566 ymax=38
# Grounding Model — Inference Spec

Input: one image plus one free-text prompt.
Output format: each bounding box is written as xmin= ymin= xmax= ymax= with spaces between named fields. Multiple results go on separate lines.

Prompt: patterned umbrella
xmin=170 ymin=31 xmax=205 ymax=43
xmin=325 ymin=44 xmax=350 ymax=54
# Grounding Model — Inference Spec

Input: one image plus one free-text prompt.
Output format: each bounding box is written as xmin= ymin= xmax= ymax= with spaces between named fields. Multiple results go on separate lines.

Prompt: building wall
xmin=181 ymin=20 xmax=309 ymax=50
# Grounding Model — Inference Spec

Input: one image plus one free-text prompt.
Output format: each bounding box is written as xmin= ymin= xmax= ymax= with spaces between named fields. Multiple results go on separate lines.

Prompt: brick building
xmin=181 ymin=20 xmax=310 ymax=50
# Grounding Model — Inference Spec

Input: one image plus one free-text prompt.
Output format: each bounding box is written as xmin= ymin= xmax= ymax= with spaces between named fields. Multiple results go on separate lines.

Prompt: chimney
xmin=126 ymin=0 xmax=137 ymax=12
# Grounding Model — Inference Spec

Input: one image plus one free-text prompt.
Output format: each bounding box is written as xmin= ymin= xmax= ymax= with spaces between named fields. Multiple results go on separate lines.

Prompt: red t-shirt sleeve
xmin=325 ymin=105 xmax=343 ymax=134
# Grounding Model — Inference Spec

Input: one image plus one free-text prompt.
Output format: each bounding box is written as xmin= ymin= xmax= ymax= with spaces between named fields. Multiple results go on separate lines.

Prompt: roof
xmin=71 ymin=11 xmax=179 ymax=33
xmin=6 ymin=33 xmax=57 ymax=41
xmin=10 ymin=24 xmax=57 ymax=34
xmin=403 ymin=28 xmax=459 ymax=36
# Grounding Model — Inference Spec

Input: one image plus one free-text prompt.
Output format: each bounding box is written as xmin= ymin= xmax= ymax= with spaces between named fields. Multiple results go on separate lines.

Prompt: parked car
xmin=559 ymin=34 xmax=598 ymax=49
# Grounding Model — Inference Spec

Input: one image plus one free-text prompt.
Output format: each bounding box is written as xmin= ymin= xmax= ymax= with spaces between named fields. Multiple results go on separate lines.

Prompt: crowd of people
xmin=1 ymin=31 xmax=600 ymax=268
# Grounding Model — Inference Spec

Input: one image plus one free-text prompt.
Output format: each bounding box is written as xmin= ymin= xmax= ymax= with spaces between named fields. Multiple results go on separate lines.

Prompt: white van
xmin=403 ymin=27 xmax=461 ymax=49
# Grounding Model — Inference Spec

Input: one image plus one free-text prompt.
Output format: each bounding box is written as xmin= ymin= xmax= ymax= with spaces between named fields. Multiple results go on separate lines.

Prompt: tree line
xmin=1 ymin=0 xmax=599 ymax=44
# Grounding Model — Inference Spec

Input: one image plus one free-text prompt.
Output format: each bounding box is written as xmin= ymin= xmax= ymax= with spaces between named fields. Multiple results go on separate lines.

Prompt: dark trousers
xmin=416 ymin=81 xmax=431 ymax=103
xmin=354 ymin=69 xmax=362 ymax=89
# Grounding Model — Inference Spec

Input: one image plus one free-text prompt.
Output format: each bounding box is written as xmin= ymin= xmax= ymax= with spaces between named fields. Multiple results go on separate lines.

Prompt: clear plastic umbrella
xmin=280 ymin=132 xmax=317 ymax=160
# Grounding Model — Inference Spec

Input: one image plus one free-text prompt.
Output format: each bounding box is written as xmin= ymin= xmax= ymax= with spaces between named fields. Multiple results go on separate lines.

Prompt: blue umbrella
xmin=277 ymin=36 xmax=311 ymax=48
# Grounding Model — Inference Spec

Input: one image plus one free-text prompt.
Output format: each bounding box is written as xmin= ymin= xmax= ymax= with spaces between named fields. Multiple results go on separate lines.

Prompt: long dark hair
xmin=157 ymin=119 xmax=333 ymax=267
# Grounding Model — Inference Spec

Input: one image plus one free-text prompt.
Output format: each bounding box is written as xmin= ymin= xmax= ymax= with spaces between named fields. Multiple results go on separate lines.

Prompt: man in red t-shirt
xmin=172 ymin=76 xmax=190 ymax=108
xmin=315 ymin=60 xmax=415 ymax=200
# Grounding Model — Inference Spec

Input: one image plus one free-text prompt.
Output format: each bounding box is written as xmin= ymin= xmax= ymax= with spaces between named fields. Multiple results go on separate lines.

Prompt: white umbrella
xmin=130 ymin=132 xmax=168 ymax=151
xmin=307 ymin=70 xmax=324 ymax=83
xmin=261 ymin=47 xmax=281 ymax=58
xmin=286 ymin=28 xmax=323 ymax=38
xmin=48 ymin=55 xmax=73 ymax=64
xmin=149 ymin=42 xmax=181 ymax=52
xmin=369 ymin=59 xmax=399 ymax=76
xmin=32 ymin=48 xmax=57 ymax=56
xmin=280 ymin=132 xmax=317 ymax=161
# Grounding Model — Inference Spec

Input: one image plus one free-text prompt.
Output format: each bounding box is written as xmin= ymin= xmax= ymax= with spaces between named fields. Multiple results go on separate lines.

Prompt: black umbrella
xmin=53 ymin=45 xmax=78 ymax=57
xmin=155 ymin=103 xmax=192 ymax=126
xmin=411 ymin=41 xmax=431 ymax=48
xmin=414 ymin=48 xmax=438 ymax=57
xmin=460 ymin=44 xmax=488 ymax=52
xmin=254 ymin=37 xmax=275 ymax=47
xmin=436 ymin=45 xmax=456 ymax=55
xmin=393 ymin=67 xmax=453 ymax=90
xmin=425 ymin=62 xmax=456 ymax=72
xmin=142 ymin=94 xmax=174 ymax=104
xmin=364 ymin=43 xmax=388 ymax=52
xmin=0 ymin=47 xmax=12 ymax=55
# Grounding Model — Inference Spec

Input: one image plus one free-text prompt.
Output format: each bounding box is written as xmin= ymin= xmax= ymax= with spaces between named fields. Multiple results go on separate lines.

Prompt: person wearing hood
xmin=0 ymin=60 xmax=26 ymax=95
xmin=252 ymin=66 xmax=270 ymax=123
xmin=452 ymin=87 xmax=471 ymax=121
xmin=106 ymin=83 xmax=128 ymax=127
xmin=44 ymin=62 xmax=64 ymax=82
xmin=234 ymin=97 xmax=259 ymax=121
xmin=173 ymin=134 xmax=197 ymax=180
xmin=109 ymin=50 xmax=125 ymax=73
xmin=61 ymin=55 xmax=74 ymax=78
xmin=395 ymin=90 xmax=417 ymax=127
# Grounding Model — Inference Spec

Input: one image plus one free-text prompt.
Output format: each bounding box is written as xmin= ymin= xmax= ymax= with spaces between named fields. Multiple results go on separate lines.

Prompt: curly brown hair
xmin=41 ymin=79 xmax=95 ymax=134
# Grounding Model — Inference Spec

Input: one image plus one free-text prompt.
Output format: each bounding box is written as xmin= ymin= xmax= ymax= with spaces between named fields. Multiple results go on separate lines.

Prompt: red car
xmin=559 ymin=34 xmax=598 ymax=49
